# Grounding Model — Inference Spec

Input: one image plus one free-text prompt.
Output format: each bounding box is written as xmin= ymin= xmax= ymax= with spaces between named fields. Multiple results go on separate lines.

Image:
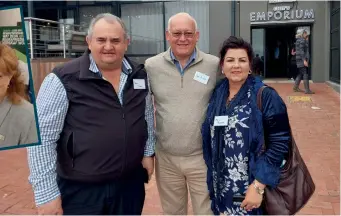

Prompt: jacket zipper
xmin=99 ymin=65 xmax=144 ymax=175
xmin=72 ymin=147 xmax=75 ymax=168
xmin=180 ymin=63 xmax=194 ymax=88
xmin=72 ymin=134 xmax=75 ymax=168
xmin=122 ymin=109 xmax=127 ymax=175
xmin=116 ymin=89 xmax=127 ymax=175
xmin=101 ymin=76 xmax=126 ymax=174
xmin=121 ymin=65 xmax=144 ymax=174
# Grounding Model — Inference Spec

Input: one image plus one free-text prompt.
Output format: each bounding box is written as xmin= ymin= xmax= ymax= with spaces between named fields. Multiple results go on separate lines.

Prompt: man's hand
xmin=142 ymin=156 xmax=154 ymax=181
xmin=37 ymin=196 xmax=63 ymax=215
xmin=304 ymin=60 xmax=308 ymax=67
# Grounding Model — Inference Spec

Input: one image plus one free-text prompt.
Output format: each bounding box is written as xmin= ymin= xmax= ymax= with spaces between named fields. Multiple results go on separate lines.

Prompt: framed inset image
xmin=0 ymin=5 xmax=41 ymax=150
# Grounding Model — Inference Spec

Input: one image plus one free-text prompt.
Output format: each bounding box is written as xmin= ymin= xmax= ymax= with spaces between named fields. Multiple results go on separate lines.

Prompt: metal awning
xmin=251 ymin=19 xmax=315 ymax=26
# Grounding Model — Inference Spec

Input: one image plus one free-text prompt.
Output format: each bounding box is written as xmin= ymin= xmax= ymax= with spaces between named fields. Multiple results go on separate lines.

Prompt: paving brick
xmin=0 ymin=83 xmax=338 ymax=215
xmin=332 ymin=202 xmax=340 ymax=215
xmin=4 ymin=205 xmax=37 ymax=215
xmin=0 ymin=203 xmax=12 ymax=213
xmin=297 ymin=207 xmax=323 ymax=215
xmin=307 ymin=201 xmax=333 ymax=209
xmin=317 ymin=195 xmax=340 ymax=203
xmin=328 ymin=190 xmax=340 ymax=197
xmin=322 ymin=208 xmax=335 ymax=215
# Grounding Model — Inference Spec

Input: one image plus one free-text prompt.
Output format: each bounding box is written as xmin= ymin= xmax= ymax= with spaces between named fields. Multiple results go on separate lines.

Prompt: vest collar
xmin=78 ymin=49 xmax=139 ymax=80
xmin=163 ymin=46 xmax=203 ymax=66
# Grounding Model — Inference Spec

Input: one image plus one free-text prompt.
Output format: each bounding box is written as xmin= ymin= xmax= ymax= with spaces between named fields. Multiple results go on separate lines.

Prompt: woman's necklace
xmin=226 ymin=93 xmax=236 ymax=107
xmin=228 ymin=93 xmax=236 ymax=102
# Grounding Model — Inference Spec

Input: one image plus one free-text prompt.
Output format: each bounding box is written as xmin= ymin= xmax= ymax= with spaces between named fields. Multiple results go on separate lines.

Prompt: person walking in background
xmin=27 ymin=13 xmax=155 ymax=215
xmin=293 ymin=29 xmax=314 ymax=94
xmin=252 ymin=54 xmax=262 ymax=76
xmin=288 ymin=42 xmax=297 ymax=80
xmin=201 ymin=36 xmax=290 ymax=215
xmin=145 ymin=12 xmax=222 ymax=215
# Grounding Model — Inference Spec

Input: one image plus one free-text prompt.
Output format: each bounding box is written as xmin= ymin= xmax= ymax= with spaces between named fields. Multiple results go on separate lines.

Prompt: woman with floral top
xmin=201 ymin=36 xmax=291 ymax=215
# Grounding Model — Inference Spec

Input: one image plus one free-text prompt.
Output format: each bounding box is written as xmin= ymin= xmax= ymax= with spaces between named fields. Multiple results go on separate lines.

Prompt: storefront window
xmin=79 ymin=5 xmax=113 ymax=33
xmin=121 ymin=2 xmax=164 ymax=56
xmin=330 ymin=1 xmax=340 ymax=84
xmin=164 ymin=1 xmax=210 ymax=53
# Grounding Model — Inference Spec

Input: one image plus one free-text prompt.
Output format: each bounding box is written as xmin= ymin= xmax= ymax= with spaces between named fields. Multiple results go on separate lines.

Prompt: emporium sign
xmin=250 ymin=9 xmax=314 ymax=22
xmin=269 ymin=0 xmax=296 ymax=3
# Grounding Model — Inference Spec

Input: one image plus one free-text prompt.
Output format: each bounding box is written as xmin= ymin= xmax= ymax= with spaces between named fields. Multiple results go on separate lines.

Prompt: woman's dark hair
xmin=219 ymin=36 xmax=254 ymax=66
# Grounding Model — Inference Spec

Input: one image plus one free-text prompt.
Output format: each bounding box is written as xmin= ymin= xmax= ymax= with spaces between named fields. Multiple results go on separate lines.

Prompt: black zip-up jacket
xmin=295 ymin=37 xmax=309 ymax=68
xmin=54 ymin=50 xmax=148 ymax=183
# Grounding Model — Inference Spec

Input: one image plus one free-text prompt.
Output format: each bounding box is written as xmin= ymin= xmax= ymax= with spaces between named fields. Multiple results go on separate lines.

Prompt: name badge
xmin=133 ymin=79 xmax=146 ymax=89
xmin=193 ymin=71 xmax=210 ymax=85
xmin=213 ymin=116 xmax=229 ymax=126
xmin=0 ymin=134 xmax=4 ymax=141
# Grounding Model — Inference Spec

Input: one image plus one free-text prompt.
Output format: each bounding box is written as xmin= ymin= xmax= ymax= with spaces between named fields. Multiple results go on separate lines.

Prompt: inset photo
xmin=0 ymin=5 xmax=41 ymax=150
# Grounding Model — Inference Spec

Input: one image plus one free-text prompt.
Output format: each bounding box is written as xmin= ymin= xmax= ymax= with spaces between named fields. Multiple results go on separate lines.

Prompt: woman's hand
xmin=240 ymin=180 xmax=265 ymax=211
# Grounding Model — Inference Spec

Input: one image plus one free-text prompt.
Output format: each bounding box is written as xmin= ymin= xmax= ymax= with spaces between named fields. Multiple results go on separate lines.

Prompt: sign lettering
xmin=273 ymin=6 xmax=291 ymax=11
xmin=250 ymin=9 xmax=314 ymax=22
xmin=269 ymin=0 xmax=296 ymax=3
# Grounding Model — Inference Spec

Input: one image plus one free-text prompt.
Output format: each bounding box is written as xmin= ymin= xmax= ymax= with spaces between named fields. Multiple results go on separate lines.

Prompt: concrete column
xmin=27 ymin=1 xmax=34 ymax=17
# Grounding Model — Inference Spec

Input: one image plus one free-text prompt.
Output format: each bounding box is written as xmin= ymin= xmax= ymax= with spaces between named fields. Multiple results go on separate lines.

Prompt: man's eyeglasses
xmin=170 ymin=31 xmax=195 ymax=38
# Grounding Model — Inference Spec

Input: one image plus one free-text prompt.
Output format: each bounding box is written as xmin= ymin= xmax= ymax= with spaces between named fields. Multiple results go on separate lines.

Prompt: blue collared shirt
xmin=27 ymin=54 xmax=156 ymax=206
xmin=89 ymin=54 xmax=130 ymax=105
xmin=275 ymin=47 xmax=280 ymax=59
xmin=170 ymin=49 xmax=196 ymax=76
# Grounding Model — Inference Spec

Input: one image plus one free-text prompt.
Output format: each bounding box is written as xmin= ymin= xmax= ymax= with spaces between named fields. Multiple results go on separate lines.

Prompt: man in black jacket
xmin=293 ymin=29 xmax=314 ymax=94
xmin=27 ymin=13 xmax=155 ymax=215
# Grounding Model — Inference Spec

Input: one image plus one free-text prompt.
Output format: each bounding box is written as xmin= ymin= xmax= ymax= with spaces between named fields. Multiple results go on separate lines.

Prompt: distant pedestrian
xmin=293 ymin=29 xmax=314 ymax=94
xmin=252 ymin=54 xmax=262 ymax=76
xmin=288 ymin=42 xmax=297 ymax=80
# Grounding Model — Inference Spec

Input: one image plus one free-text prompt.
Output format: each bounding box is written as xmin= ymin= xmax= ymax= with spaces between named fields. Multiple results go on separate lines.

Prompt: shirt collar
xmin=170 ymin=48 xmax=196 ymax=63
xmin=89 ymin=54 xmax=132 ymax=75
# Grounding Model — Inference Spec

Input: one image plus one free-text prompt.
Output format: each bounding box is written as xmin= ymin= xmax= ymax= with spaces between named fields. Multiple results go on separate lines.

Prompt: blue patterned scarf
xmin=202 ymin=75 xmax=265 ymax=215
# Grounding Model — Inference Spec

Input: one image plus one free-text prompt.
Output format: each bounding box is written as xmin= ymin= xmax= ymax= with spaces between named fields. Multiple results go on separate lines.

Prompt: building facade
xmin=235 ymin=0 xmax=340 ymax=85
xmin=0 ymin=1 xmax=339 ymax=85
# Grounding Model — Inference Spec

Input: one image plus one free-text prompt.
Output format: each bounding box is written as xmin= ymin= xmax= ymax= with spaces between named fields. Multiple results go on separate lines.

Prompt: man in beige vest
xmin=145 ymin=12 xmax=221 ymax=215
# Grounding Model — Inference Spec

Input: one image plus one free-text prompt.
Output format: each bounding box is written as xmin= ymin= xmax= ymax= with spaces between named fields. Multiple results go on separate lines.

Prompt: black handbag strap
xmin=257 ymin=86 xmax=267 ymax=111
xmin=256 ymin=86 xmax=268 ymax=155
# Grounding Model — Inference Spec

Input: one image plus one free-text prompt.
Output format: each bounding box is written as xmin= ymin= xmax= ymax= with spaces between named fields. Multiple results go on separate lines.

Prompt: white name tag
xmin=193 ymin=71 xmax=210 ymax=85
xmin=0 ymin=134 xmax=4 ymax=141
xmin=133 ymin=79 xmax=146 ymax=89
xmin=213 ymin=116 xmax=229 ymax=126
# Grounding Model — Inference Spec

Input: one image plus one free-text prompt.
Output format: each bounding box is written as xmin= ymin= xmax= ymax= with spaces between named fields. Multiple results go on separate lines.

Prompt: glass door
xmin=251 ymin=28 xmax=266 ymax=78
xmin=330 ymin=1 xmax=340 ymax=83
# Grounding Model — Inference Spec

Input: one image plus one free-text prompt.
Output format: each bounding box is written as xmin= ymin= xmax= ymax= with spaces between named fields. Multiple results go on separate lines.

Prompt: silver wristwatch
xmin=253 ymin=181 xmax=265 ymax=195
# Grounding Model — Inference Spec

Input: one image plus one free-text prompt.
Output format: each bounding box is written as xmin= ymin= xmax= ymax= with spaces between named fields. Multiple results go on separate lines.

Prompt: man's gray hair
xmin=167 ymin=12 xmax=198 ymax=32
xmin=296 ymin=28 xmax=309 ymax=38
xmin=87 ymin=13 xmax=128 ymax=39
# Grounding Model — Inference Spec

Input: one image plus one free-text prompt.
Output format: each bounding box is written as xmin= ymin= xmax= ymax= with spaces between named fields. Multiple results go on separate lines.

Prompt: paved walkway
xmin=0 ymin=83 xmax=339 ymax=215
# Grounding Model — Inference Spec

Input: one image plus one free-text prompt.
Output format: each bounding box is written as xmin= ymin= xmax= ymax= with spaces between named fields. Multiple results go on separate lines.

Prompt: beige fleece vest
xmin=145 ymin=48 xmax=221 ymax=156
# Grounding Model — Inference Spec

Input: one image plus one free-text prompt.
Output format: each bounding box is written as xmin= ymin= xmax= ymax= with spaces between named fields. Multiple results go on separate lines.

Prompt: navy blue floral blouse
xmin=202 ymin=75 xmax=290 ymax=215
